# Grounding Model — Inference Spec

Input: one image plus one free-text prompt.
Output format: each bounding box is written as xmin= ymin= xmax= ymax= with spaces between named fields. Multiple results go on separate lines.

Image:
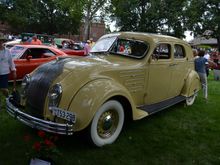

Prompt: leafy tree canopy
xmin=109 ymin=0 xmax=188 ymax=38
xmin=1 ymin=0 xmax=220 ymax=50
xmin=186 ymin=0 xmax=220 ymax=50
xmin=0 ymin=0 xmax=84 ymax=34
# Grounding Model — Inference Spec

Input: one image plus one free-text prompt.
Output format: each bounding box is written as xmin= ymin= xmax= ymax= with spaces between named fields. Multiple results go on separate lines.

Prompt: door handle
xmin=169 ymin=63 xmax=177 ymax=67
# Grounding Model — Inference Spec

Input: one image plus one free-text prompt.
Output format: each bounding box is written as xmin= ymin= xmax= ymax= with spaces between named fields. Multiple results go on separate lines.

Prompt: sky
xmin=184 ymin=31 xmax=194 ymax=42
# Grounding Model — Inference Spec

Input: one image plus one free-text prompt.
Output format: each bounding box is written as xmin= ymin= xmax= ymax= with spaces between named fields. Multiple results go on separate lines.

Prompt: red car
xmin=9 ymin=45 xmax=67 ymax=81
xmin=61 ymin=43 xmax=85 ymax=56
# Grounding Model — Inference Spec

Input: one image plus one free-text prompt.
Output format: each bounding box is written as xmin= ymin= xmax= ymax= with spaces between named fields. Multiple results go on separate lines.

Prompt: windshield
xmin=90 ymin=36 xmax=117 ymax=53
xmin=10 ymin=46 xmax=25 ymax=58
xmin=90 ymin=35 xmax=149 ymax=58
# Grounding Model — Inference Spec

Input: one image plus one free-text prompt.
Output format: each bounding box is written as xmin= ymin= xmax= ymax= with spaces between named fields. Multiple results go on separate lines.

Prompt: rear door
xmin=169 ymin=44 xmax=188 ymax=97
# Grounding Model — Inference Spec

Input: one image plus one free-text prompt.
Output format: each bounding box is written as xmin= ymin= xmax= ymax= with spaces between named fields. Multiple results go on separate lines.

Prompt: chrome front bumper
xmin=6 ymin=97 xmax=74 ymax=135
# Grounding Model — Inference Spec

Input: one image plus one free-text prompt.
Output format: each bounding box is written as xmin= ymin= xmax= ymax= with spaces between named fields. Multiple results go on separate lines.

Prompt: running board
xmin=138 ymin=96 xmax=186 ymax=115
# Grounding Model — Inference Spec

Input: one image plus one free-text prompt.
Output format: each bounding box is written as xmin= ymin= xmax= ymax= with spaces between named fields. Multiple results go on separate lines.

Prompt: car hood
xmin=30 ymin=54 xmax=143 ymax=95
xmin=62 ymin=54 xmax=141 ymax=79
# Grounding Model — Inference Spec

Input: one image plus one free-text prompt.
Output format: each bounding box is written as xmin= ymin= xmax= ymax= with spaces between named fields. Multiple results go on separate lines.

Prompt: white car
xmin=3 ymin=39 xmax=21 ymax=49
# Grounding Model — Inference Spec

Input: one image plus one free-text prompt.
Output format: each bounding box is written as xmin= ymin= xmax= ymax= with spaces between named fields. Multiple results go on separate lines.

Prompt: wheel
xmin=186 ymin=92 xmax=197 ymax=106
xmin=90 ymin=100 xmax=124 ymax=147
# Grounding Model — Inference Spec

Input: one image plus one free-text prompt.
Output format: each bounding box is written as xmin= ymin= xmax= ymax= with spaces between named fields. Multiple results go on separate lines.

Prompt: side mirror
xmin=26 ymin=55 xmax=32 ymax=60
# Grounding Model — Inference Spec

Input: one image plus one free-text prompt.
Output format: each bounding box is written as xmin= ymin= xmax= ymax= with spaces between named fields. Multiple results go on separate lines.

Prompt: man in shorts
xmin=0 ymin=39 xmax=16 ymax=102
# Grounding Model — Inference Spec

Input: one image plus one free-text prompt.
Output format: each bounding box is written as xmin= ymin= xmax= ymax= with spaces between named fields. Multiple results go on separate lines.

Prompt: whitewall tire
xmin=186 ymin=92 xmax=197 ymax=106
xmin=90 ymin=100 xmax=124 ymax=147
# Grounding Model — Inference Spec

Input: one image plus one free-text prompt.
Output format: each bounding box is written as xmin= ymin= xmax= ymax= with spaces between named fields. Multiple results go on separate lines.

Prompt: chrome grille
xmin=25 ymin=58 xmax=71 ymax=118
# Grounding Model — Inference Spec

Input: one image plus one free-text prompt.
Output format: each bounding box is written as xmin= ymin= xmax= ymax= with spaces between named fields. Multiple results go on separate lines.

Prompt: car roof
xmin=13 ymin=44 xmax=66 ymax=54
xmin=14 ymin=44 xmax=53 ymax=48
xmin=101 ymin=32 xmax=188 ymax=45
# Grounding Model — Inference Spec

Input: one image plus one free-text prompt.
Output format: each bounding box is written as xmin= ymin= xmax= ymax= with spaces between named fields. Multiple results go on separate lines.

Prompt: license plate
xmin=49 ymin=107 xmax=76 ymax=123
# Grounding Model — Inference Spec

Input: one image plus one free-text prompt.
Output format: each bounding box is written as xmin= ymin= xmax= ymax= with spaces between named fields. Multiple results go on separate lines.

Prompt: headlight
xmin=48 ymin=83 xmax=62 ymax=107
xmin=21 ymin=74 xmax=31 ymax=97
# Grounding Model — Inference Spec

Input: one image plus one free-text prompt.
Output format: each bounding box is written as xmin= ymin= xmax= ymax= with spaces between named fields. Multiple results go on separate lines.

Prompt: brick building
xmin=79 ymin=22 xmax=106 ymax=42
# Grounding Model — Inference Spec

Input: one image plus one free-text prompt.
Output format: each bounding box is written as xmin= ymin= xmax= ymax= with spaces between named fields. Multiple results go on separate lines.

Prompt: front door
xmin=145 ymin=43 xmax=172 ymax=104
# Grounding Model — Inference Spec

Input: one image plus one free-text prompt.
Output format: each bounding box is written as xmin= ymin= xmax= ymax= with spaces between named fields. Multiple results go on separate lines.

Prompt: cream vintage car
xmin=6 ymin=32 xmax=200 ymax=147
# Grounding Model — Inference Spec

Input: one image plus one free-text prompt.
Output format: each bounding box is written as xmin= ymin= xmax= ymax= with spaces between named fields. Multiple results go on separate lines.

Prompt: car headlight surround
xmin=48 ymin=83 xmax=62 ymax=107
xmin=21 ymin=74 xmax=31 ymax=97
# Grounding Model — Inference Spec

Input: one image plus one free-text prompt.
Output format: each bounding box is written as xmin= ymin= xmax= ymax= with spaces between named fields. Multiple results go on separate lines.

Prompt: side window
xmin=24 ymin=48 xmax=56 ymax=59
xmin=42 ymin=49 xmax=56 ymax=57
xmin=21 ymin=49 xmax=31 ymax=59
xmin=27 ymin=49 xmax=43 ymax=59
xmin=153 ymin=44 xmax=171 ymax=60
xmin=174 ymin=44 xmax=186 ymax=59
xmin=110 ymin=39 xmax=148 ymax=58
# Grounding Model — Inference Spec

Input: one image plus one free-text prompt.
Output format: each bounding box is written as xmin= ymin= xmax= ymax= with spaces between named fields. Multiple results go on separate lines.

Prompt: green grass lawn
xmin=0 ymin=71 xmax=220 ymax=165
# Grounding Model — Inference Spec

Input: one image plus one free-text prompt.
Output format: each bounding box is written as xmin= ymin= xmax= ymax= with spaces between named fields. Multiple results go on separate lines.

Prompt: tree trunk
xmin=83 ymin=5 xmax=91 ymax=41
xmin=83 ymin=18 xmax=90 ymax=41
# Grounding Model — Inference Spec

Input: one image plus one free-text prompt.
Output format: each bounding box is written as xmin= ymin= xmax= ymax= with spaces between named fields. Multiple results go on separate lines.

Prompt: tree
xmin=109 ymin=0 xmax=188 ymax=38
xmin=186 ymin=0 xmax=220 ymax=51
xmin=82 ymin=0 xmax=107 ymax=41
xmin=0 ymin=1 xmax=8 ymax=21
xmin=0 ymin=0 xmax=35 ymax=33
xmin=1 ymin=0 xmax=84 ymax=34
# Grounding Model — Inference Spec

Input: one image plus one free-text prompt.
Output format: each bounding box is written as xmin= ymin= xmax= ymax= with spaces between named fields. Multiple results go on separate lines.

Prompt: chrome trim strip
xmin=6 ymin=98 xmax=74 ymax=135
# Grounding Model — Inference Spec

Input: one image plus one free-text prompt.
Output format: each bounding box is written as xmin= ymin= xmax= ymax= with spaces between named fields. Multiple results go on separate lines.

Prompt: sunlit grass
xmin=0 ymin=71 xmax=220 ymax=165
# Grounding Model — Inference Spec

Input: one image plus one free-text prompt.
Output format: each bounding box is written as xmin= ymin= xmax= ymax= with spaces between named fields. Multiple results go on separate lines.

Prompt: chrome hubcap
xmin=97 ymin=109 xmax=119 ymax=139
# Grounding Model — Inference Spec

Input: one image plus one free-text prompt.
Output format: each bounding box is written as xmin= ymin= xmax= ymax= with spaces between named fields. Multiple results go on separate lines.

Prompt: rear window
xmin=174 ymin=44 xmax=186 ymax=59
xmin=10 ymin=46 xmax=25 ymax=58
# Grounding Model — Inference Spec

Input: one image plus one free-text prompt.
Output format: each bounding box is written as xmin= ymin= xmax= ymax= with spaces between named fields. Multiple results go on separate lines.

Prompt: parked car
xmin=9 ymin=44 xmax=67 ymax=80
xmin=54 ymin=38 xmax=74 ymax=48
xmin=6 ymin=32 xmax=201 ymax=147
xmin=61 ymin=43 xmax=85 ymax=56
xmin=3 ymin=39 xmax=21 ymax=49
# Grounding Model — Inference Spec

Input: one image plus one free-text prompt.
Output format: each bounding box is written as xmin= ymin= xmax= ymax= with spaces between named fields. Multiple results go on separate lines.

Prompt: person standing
xmin=30 ymin=36 xmax=42 ymax=45
xmin=89 ymin=38 xmax=95 ymax=48
xmin=204 ymin=50 xmax=210 ymax=76
xmin=0 ymin=40 xmax=16 ymax=99
xmin=84 ymin=40 xmax=91 ymax=55
xmin=50 ymin=39 xmax=58 ymax=48
xmin=194 ymin=50 xmax=215 ymax=100
xmin=192 ymin=49 xmax=199 ymax=59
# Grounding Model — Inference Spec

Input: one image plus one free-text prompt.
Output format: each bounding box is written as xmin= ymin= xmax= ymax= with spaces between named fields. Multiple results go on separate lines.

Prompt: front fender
xmin=181 ymin=70 xmax=201 ymax=97
xmin=68 ymin=79 xmax=135 ymax=131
